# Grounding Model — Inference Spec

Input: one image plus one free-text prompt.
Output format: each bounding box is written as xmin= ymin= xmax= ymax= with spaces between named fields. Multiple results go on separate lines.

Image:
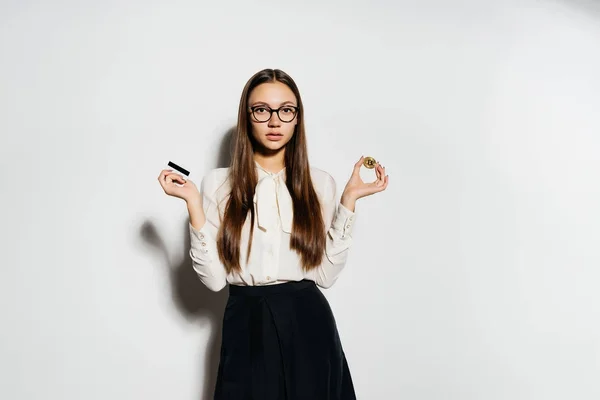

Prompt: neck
xmin=254 ymin=149 xmax=286 ymax=174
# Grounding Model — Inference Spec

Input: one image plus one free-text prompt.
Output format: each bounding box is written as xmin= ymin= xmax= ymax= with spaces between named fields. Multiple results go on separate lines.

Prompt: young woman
xmin=158 ymin=68 xmax=389 ymax=399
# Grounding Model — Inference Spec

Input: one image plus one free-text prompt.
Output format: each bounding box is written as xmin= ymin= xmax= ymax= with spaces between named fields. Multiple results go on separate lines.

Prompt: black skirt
xmin=214 ymin=279 xmax=356 ymax=400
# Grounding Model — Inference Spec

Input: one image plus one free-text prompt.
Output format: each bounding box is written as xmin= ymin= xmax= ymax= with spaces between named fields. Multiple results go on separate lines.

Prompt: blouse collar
xmin=253 ymin=160 xmax=292 ymax=233
xmin=254 ymin=160 xmax=286 ymax=178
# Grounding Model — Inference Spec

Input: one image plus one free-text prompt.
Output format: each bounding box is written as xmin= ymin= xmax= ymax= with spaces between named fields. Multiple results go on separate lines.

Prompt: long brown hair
xmin=216 ymin=68 xmax=326 ymax=274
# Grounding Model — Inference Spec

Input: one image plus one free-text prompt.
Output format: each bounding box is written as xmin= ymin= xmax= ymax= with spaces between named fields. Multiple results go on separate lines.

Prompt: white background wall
xmin=1 ymin=0 xmax=599 ymax=399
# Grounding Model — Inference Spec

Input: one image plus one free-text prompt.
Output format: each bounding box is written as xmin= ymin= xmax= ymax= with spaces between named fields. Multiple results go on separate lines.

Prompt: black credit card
xmin=167 ymin=161 xmax=190 ymax=177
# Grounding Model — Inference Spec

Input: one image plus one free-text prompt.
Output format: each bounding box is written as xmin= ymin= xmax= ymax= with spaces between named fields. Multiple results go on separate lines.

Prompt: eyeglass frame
xmin=248 ymin=105 xmax=299 ymax=123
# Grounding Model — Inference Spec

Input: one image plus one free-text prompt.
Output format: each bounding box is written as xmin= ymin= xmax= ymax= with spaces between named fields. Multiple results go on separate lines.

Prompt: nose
xmin=268 ymin=111 xmax=281 ymax=127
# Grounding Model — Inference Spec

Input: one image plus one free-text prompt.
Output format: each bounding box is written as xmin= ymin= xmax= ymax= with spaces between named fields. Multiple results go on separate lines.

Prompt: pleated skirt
xmin=214 ymin=279 xmax=356 ymax=400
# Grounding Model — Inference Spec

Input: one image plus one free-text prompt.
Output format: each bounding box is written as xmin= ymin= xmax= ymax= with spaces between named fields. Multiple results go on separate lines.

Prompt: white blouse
xmin=188 ymin=161 xmax=356 ymax=291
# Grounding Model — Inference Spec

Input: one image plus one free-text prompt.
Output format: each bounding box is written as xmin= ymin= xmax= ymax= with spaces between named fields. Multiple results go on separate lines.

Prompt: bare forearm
xmin=186 ymin=195 xmax=206 ymax=230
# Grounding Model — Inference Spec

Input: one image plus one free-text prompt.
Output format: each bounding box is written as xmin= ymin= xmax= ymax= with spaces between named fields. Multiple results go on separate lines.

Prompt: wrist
xmin=186 ymin=194 xmax=202 ymax=209
xmin=340 ymin=192 xmax=357 ymax=212
xmin=187 ymin=195 xmax=206 ymax=230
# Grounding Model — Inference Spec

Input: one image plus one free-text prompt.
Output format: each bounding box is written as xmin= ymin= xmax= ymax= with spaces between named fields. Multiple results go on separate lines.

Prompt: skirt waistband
xmin=229 ymin=279 xmax=315 ymax=296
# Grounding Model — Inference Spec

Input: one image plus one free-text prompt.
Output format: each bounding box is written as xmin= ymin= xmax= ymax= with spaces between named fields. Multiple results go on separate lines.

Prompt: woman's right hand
xmin=157 ymin=169 xmax=200 ymax=203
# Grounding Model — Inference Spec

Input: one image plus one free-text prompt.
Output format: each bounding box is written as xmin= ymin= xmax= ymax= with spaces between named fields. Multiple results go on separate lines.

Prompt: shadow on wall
xmin=141 ymin=127 xmax=236 ymax=400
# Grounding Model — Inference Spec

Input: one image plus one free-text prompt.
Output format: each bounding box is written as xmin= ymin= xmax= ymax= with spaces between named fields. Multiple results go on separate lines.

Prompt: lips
xmin=266 ymin=133 xmax=283 ymax=141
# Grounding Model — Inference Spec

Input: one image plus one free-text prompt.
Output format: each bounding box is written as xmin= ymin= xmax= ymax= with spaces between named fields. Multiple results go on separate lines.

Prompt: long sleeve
xmin=188 ymin=171 xmax=228 ymax=292
xmin=310 ymin=174 xmax=356 ymax=289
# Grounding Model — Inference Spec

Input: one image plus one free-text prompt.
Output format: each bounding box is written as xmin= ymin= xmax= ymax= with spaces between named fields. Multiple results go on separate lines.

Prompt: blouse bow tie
xmin=252 ymin=172 xmax=293 ymax=233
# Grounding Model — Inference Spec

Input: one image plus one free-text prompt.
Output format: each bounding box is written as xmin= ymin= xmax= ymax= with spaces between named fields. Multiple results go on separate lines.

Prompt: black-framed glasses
xmin=249 ymin=105 xmax=298 ymax=123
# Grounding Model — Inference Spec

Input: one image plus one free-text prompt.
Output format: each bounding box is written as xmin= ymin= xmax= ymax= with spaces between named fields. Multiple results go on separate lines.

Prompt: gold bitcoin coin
xmin=363 ymin=156 xmax=377 ymax=169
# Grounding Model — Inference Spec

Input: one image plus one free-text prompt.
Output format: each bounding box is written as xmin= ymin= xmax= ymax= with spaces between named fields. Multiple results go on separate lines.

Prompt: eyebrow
xmin=250 ymin=101 xmax=297 ymax=107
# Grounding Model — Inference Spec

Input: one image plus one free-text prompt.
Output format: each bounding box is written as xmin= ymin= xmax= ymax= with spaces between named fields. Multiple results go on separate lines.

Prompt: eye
xmin=281 ymin=107 xmax=295 ymax=113
xmin=254 ymin=107 xmax=268 ymax=113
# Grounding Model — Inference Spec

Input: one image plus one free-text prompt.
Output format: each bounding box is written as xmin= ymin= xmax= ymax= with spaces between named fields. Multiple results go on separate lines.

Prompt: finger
xmin=381 ymin=175 xmax=389 ymax=191
xmin=158 ymin=170 xmax=174 ymax=190
xmin=169 ymin=172 xmax=187 ymax=182
xmin=166 ymin=172 xmax=187 ymax=184
xmin=375 ymin=163 xmax=384 ymax=186
xmin=352 ymin=156 xmax=364 ymax=175
xmin=158 ymin=169 xmax=174 ymax=181
xmin=371 ymin=175 xmax=388 ymax=193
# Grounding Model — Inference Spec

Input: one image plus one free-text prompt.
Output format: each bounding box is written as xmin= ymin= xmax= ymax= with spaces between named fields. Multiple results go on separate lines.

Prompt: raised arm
xmin=188 ymin=171 xmax=229 ymax=292
xmin=309 ymin=174 xmax=356 ymax=288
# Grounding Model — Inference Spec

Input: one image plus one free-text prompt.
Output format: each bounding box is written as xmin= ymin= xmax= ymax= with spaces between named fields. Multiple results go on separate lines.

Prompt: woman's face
xmin=247 ymin=81 xmax=298 ymax=154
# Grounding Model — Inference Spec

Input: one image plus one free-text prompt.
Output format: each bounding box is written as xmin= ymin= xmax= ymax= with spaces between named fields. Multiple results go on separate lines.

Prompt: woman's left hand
xmin=340 ymin=156 xmax=389 ymax=211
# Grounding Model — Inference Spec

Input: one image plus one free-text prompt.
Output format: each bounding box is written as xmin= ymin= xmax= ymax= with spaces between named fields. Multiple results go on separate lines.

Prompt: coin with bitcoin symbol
xmin=363 ymin=156 xmax=377 ymax=169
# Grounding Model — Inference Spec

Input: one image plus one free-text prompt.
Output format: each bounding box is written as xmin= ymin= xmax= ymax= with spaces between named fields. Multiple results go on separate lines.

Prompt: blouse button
xmin=266 ymin=276 xmax=271 ymax=280
xmin=201 ymin=241 xmax=207 ymax=247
